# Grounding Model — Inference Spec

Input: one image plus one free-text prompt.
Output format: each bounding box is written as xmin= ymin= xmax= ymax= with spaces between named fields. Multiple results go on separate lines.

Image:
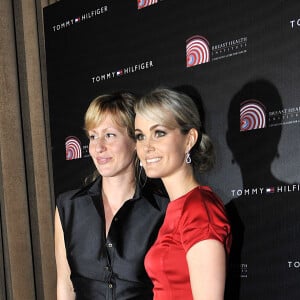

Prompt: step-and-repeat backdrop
xmin=43 ymin=1 xmax=300 ymax=298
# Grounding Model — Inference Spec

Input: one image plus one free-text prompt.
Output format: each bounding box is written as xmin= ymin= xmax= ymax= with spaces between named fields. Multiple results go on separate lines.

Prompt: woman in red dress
xmin=135 ymin=88 xmax=232 ymax=300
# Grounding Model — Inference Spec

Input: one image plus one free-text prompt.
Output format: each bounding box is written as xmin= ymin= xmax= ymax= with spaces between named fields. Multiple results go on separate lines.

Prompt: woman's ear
xmin=186 ymin=128 xmax=198 ymax=151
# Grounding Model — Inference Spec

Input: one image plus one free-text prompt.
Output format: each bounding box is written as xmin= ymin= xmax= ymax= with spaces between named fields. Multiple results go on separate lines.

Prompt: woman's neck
xmin=102 ymin=173 xmax=136 ymax=207
xmin=163 ymin=168 xmax=199 ymax=201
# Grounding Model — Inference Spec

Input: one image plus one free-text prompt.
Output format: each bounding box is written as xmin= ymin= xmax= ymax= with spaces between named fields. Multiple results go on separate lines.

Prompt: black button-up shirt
xmin=57 ymin=177 xmax=168 ymax=299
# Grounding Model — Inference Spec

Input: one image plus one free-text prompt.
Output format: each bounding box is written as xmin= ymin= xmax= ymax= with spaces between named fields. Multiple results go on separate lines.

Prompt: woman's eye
xmin=154 ymin=130 xmax=166 ymax=138
xmin=105 ymin=133 xmax=116 ymax=139
xmin=89 ymin=134 xmax=97 ymax=140
xmin=135 ymin=133 xmax=144 ymax=141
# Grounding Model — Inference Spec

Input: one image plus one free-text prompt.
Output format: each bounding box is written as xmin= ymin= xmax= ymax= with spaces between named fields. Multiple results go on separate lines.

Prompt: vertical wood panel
xmin=0 ymin=168 xmax=6 ymax=300
xmin=0 ymin=0 xmax=59 ymax=299
xmin=0 ymin=0 xmax=36 ymax=298
xmin=13 ymin=0 xmax=57 ymax=299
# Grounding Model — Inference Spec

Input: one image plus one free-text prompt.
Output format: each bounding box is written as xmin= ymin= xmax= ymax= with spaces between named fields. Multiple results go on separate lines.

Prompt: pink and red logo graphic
xmin=240 ymin=100 xmax=266 ymax=131
xmin=65 ymin=136 xmax=82 ymax=160
xmin=137 ymin=0 xmax=158 ymax=10
xmin=186 ymin=35 xmax=210 ymax=67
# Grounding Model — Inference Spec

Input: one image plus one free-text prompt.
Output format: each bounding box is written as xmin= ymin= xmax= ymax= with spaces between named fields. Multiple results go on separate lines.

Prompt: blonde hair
xmin=84 ymin=92 xmax=136 ymax=140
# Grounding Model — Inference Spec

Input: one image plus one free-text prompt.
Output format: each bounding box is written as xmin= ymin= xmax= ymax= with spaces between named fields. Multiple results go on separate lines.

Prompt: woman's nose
xmin=143 ymin=140 xmax=155 ymax=152
xmin=93 ymin=138 xmax=106 ymax=152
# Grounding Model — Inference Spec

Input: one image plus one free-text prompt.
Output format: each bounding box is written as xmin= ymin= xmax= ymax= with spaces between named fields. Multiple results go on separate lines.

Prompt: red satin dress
xmin=144 ymin=186 xmax=231 ymax=300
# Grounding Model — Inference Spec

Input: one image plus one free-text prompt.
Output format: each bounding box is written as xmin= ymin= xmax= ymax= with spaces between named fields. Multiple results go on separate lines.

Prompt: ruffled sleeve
xmin=179 ymin=188 xmax=231 ymax=254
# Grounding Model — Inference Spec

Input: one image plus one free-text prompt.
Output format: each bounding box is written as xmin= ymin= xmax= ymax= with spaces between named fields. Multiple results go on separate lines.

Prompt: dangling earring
xmin=185 ymin=152 xmax=192 ymax=164
xmin=139 ymin=160 xmax=143 ymax=167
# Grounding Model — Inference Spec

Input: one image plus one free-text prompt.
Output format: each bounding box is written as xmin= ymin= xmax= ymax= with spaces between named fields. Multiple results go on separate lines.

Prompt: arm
xmin=55 ymin=208 xmax=76 ymax=300
xmin=186 ymin=239 xmax=226 ymax=300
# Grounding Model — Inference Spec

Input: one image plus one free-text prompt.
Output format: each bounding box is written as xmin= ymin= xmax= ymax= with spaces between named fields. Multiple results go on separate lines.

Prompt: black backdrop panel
xmin=44 ymin=1 xmax=300 ymax=298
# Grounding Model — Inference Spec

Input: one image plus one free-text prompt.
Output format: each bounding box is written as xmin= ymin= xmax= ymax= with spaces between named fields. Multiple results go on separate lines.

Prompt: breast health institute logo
xmin=186 ymin=35 xmax=247 ymax=68
xmin=65 ymin=136 xmax=82 ymax=160
xmin=137 ymin=0 xmax=158 ymax=9
xmin=240 ymin=100 xmax=266 ymax=131
xmin=186 ymin=36 xmax=210 ymax=67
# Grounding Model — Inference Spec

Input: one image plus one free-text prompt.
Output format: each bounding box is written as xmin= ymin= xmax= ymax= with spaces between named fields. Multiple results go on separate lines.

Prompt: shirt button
xmin=108 ymin=283 xmax=113 ymax=288
xmin=104 ymin=266 xmax=109 ymax=271
xmin=107 ymin=242 xmax=113 ymax=248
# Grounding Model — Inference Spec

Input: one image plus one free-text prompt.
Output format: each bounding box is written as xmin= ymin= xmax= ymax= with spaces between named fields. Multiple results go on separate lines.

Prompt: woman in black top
xmin=55 ymin=92 xmax=168 ymax=300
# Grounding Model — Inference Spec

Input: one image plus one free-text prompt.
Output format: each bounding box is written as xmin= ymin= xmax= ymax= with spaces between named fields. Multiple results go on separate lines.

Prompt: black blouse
xmin=57 ymin=178 xmax=168 ymax=300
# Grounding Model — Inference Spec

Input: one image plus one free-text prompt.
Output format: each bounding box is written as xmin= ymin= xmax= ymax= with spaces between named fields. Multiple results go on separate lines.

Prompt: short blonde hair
xmin=84 ymin=92 xmax=136 ymax=140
